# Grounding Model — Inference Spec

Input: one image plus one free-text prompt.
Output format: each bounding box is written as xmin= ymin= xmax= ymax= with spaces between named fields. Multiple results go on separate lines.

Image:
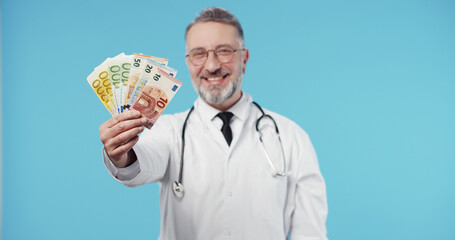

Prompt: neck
xmin=206 ymin=90 xmax=242 ymax=112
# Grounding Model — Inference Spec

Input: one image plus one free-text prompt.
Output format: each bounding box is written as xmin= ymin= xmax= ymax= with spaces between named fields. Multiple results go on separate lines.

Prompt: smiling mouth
xmin=207 ymin=76 xmax=223 ymax=81
xmin=203 ymin=73 xmax=230 ymax=82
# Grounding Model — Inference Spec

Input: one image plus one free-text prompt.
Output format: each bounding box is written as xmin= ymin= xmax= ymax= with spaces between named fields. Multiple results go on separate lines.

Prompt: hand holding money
xmin=89 ymin=53 xmax=183 ymax=166
xmin=99 ymin=110 xmax=147 ymax=167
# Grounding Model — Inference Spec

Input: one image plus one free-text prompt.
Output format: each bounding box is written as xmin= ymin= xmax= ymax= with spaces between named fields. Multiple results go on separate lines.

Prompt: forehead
xmin=186 ymin=21 xmax=241 ymax=50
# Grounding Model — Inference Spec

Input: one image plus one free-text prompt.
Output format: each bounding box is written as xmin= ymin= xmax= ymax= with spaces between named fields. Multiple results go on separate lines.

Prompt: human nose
xmin=204 ymin=50 xmax=221 ymax=72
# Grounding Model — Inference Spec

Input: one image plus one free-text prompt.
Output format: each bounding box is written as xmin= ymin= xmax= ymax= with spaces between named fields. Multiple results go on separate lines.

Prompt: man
xmin=100 ymin=7 xmax=328 ymax=240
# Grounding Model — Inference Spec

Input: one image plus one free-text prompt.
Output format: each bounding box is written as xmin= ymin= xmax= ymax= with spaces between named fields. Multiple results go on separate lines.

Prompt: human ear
xmin=242 ymin=49 xmax=250 ymax=74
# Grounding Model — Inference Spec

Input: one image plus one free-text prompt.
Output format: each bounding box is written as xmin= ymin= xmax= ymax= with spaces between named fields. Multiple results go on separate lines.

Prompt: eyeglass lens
xmin=188 ymin=47 xmax=240 ymax=66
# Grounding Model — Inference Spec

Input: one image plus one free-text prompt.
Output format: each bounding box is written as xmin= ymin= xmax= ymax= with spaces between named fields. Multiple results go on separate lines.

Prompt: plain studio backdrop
xmin=1 ymin=0 xmax=454 ymax=239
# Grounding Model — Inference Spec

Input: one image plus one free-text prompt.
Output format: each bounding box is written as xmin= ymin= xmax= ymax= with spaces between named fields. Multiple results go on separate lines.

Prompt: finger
xmin=101 ymin=117 xmax=147 ymax=143
xmin=111 ymin=117 xmax=148 ymax=137
xmin=105 ymin=110 xmax=142 ymax=129
xmin=104 ymin=126 xmax=144 ymax=151
xmin=100 ymin=114 xmax=146 ymax=143
xmin=109 ymin=135 xmax=140 ymax=159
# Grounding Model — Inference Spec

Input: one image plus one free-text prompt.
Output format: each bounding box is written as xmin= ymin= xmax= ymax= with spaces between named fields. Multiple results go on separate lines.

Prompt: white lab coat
xmin=104 ymin=93 xmax=328 ymax=240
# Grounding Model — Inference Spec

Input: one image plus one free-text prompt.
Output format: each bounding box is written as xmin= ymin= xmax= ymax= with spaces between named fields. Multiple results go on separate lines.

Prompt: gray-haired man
xmin=100 ymin=7 xmax=328 ymax=240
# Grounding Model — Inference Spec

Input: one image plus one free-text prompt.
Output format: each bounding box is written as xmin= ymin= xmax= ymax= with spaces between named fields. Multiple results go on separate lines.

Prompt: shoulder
xmin=257 ymin=107 xmax=314 ymax=150
xmin=258 ymin=108 xmax=318 ymax=169
xmin=262 ymin=108 xmax=309 ymax=137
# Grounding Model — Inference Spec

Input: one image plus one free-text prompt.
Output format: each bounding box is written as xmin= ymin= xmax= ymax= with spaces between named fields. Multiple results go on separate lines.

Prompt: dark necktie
xmin=217 ymin=112 xmax=234 ymax=146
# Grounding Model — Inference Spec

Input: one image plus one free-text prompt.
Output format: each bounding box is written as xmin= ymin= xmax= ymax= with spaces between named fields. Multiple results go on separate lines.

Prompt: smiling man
xmin=185 ymin=20 xmax=248 ymax=112
xmin=99 ymin=7 xmax=328 ymax=240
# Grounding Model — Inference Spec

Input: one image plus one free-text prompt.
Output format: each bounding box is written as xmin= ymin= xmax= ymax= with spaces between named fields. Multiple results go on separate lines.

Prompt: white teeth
xmin=207 ymin=76 xmax=223 ymax=81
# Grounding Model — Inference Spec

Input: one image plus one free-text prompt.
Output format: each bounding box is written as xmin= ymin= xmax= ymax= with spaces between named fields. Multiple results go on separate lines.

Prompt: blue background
xmin=2 ymin=0 xmax=454 ymax=239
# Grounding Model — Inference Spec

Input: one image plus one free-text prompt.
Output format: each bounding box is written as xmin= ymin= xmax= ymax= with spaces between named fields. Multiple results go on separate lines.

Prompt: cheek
xmin=189 ymin=66 xmax=202 ymax=79
xmin=229 ymin=56 xmax=246 ymax=76
xmin=231 ymin=63 xmax=244 ymax=77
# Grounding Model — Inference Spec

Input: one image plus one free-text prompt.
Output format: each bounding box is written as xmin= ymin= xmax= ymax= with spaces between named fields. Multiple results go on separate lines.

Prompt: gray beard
xmin=194 ymin=75 xmax=242 ymax=105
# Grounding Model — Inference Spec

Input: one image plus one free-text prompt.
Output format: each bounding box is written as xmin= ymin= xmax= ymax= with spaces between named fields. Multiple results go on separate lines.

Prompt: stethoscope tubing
xmin=173 ymin=101 xmax=285 ymax=198
xmin=174 ymin=106 xmax=195 ymax=197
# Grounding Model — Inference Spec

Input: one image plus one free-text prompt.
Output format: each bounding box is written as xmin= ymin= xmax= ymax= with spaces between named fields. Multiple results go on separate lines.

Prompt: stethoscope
xmin=172 ymin=101 xmax=287 ymax=198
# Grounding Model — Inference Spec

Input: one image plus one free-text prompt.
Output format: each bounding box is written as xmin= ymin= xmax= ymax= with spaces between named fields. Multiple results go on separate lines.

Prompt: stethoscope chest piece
xmin=173 ymin=181 xmax=184 ymax=198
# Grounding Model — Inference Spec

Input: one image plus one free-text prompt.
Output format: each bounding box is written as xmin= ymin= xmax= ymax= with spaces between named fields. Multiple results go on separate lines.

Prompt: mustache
xmin=199 ymin=69 xmax=231 ymax=78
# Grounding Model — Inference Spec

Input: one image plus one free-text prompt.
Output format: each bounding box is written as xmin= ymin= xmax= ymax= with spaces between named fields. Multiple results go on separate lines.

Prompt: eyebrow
xmin=189 ymin=44 xmax=235 ymax=52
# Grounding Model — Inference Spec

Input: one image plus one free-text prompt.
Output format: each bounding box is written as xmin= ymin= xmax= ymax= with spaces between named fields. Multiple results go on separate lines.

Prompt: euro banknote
xmin=87 ymin=53 xmax=182 ymax=127
xmin=107 ymin=53 xmax=132 ymax=113
xmin=124 ymin=54 xmax=169 ymax=109
xmin=87 ymin=65 xmax=117 ymax=116
xmin=127 ymin=59 xmax=177 ymax=109
xmin=130 ymin=68 xmax=182 ymax=129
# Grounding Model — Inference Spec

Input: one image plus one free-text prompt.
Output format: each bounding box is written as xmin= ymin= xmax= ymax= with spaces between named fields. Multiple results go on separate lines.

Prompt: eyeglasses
xmin=186 ymin=46 xmax=245 ymax=66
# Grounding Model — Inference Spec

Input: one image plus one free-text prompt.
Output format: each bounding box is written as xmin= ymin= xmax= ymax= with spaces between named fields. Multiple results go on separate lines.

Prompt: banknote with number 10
xmin=87 ymin=53 xmax=182 ymax=128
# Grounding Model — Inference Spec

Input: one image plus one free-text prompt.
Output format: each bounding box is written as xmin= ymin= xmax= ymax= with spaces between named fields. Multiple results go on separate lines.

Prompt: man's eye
xmin=217 ymin=48 xmax=233 ymax=55
xmin=191 ymin=52 xmax=206 ymax=58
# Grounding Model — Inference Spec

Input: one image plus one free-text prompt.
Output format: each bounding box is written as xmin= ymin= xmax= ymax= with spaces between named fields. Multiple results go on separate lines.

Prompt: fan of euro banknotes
xmin=87 ymin=53 xmax=182 ymax=129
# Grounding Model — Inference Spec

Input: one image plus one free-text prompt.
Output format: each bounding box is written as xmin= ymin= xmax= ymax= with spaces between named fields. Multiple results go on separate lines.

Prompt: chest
xmin=168 ymin=118 xmax=289 ymax=205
